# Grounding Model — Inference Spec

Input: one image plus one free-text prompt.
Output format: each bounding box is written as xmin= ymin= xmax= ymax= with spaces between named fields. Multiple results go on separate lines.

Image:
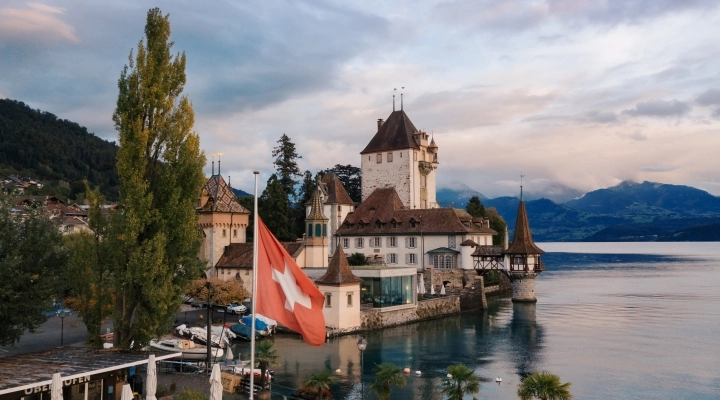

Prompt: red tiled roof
xmin=471 ymin=245 xmax=505 ymax=256
xmin=315 ymin=246 xmax=363 ymax=285
xmin=322 ymin=172 xmax=354 ymax=205
xmin=215 ymin=241 xmax=304 ymax=268
xmin=361 ymin=110 xmax=420 ymax=154
xmin=505 ymin=201 xmax=544 ymax=255
xmin=336 ymin=188 xmax=497 ymax=236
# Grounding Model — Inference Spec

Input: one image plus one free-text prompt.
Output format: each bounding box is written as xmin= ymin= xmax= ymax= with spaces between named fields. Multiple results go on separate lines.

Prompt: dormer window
xmin=410 ymin=219 xmax=417 ymax=228
xmin=375 ymin=221 xmax=382 ymax=229
xmin=391 ymin=221 xmax=397 ymax=228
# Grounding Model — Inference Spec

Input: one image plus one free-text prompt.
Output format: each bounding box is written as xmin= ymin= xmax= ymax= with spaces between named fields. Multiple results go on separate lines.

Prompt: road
xmin=0 ymin=306 xmax=240 ymax=357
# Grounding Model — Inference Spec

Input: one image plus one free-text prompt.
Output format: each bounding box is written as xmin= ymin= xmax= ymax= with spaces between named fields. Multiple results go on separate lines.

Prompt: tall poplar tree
xmin=109 ymin=8 xmax=205 ymax=348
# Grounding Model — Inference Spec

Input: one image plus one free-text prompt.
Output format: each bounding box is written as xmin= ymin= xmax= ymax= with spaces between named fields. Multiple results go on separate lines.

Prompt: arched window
xmin=308 ymin=223 xmax=313 ymax=237
xmin=315 ymin=224 xmax=321 ymax=237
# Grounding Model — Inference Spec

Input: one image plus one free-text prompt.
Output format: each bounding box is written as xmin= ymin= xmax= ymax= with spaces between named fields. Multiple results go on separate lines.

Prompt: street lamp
xmin=206 ymin=281 xmax=212 ymax=371
xmin=357 ymin=337 xmax=367 ymax=400
xmin=56 ymin=309 xmax=71 ymax=347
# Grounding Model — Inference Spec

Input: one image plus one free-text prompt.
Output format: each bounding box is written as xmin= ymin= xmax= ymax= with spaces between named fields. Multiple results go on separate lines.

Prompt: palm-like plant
xmin=302 ymin=369 xmax=339 ymax=399
xmin=369 ymin=362 xmax=406 ymax=400
xmin=517 ymin=371 xmax=573 ymax=400
xmin=255 ymin=341 xmax=279 ymax=389
xmin=440 ymin=363 xmax=480 ymax=400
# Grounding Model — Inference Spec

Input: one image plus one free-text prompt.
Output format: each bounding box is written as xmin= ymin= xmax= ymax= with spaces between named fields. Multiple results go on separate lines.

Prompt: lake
xmin=229 ymin=242 xmax=720 ymax=399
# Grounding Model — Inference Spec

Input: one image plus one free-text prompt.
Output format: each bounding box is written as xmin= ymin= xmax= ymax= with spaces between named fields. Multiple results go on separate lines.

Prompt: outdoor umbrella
xmin=440 ymin=285 xmax=446 ymax=295
xmin=430 ymin=283 xmax=435 ymax=295
xmin=209 ymin=363 xmax=223 ymax=400
xmin=120 ymin=384 xmax=133 ymax=400
xmin=226 ymin=346 xmax=234 ymax=361
xmin=51 ymin=373 xmax=63 ymax=400
xmin=418 ymin=274 xmax=426 ymax=295
xmin=146 ymin=354 xmax=157 ymax=400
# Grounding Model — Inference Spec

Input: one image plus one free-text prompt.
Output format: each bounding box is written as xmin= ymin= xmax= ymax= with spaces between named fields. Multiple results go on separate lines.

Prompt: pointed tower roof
xmin=306 ymin=185 xmax=328 ymax=220
xmin=322 ymin=172 xmax=355 ymax=204
xmin=199 ymin=175 xmax=249 ymax=213
xmin=361 ymin=110 xmax=420 ymax=154
xmin=316 ymin=245 xmax=363 ymax=285
xmin=429 ymin=138 xmax=438 ymax=149
xmin=505 ymin=201 xmax=544 ymax=254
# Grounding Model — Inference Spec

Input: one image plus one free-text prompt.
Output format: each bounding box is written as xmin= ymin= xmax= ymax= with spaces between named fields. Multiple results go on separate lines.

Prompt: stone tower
xmin=315 ymin=245 xmax=363 ymax=330
xmin=505 ymin=200 xmax=545 ymax=302
xmin=197 ymin=174 xmax=250 ymax=277
xmin=305 ymin=184 xmax=329 ymax=267
xmin=360 ymin=110 xmax=439 ymax=209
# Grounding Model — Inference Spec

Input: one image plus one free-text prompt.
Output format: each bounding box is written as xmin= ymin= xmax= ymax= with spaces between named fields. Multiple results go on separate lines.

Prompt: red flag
xmin=255 ymin=217 xmax=326 ymax=346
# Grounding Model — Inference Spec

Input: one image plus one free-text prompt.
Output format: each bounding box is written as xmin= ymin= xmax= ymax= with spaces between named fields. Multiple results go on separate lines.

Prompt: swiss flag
xmin=255 ymin=217 xmax=326 ymax=346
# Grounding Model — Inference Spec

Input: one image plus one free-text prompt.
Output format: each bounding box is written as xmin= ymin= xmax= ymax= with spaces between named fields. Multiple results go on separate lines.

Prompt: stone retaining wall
xmin=360 ymin=296 xmax=460 ymax=330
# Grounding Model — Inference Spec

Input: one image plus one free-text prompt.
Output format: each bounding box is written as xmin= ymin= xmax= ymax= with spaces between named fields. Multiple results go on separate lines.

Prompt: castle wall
xmin=198 ymin=212 xmax=249 ymax=276
xmin=359 ymin=296 xmax=459 ymax=330
xmin=361 ymin=150 xmax=412 ymax=206
xmin=511 ymin=274 xmax=538 ymax=302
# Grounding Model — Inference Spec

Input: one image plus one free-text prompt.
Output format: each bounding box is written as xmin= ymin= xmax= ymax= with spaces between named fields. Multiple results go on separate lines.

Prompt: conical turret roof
xmin=505 ymin=200 xmax=544 ymax=254
xmin=316 ymin=245 xmax=363 ymax=285
xmin=361 ymin=110 xmax=420 ymax=154
xmin=306 ymin=185 xmax=328 ymax=220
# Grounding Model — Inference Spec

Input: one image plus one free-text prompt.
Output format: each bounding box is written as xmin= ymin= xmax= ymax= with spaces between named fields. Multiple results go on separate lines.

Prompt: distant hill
xmin=232 ymin=188 xmax=252 ymax=197
xmin=0 ymin=99 xmax=119 ymax=200
xmin=436 ymin=182 xmax=486 ymax=208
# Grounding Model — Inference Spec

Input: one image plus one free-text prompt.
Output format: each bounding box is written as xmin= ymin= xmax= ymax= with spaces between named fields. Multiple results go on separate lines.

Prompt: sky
xmin=2 ymin=0 xmax=720 ymax=200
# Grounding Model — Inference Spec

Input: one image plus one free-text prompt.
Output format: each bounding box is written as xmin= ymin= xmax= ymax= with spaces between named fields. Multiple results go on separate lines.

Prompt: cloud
xmin=641 ymin=165 xmax=676 ymax=173
xmin=696 ymin=88 xmax=720 ymax=106
xmin=622 ymin=99 xmax=691 ymax=117
xmin=617 ymin=131 xmax=648 ymax=141
xmin=0 ymin=2 xmax=78 ymax=43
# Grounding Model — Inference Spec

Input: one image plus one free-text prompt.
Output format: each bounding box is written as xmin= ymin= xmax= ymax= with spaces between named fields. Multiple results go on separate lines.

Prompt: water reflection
xmin=508 ymin=303 xmax=543 ymax=379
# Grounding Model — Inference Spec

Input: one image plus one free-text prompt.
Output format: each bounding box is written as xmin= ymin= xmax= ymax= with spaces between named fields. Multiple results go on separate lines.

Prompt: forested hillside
xmin=0 ymin=99 xmax=119 ymax=200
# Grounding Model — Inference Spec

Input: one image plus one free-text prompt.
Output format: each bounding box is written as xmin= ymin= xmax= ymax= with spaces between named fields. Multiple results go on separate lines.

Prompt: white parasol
xmin=440 ymin=285 xmax=446 ymax=295
xmin=209 ymin=363 xmax=223 ymax=400
xmin=51 ymin=373 xmax=63 ymax=400
xmin=120 ymin=384 xmax=133 ymax=400
xmin=430 ymin=283 xmax=435 ymax=295
xmin=418 ymin=274 xmax=426 ymax=295
xmin=146 ymin=354 xmax=157 ymax=400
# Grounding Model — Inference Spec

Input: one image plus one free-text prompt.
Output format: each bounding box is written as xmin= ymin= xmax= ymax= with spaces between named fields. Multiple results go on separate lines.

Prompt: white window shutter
xmin=405 ymin=253 xmax=409 ymax=263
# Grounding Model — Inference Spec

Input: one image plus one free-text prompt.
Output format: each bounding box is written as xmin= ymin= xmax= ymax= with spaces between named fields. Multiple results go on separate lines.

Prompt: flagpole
xmin=249 ymin=171 xmax=259 ymax=399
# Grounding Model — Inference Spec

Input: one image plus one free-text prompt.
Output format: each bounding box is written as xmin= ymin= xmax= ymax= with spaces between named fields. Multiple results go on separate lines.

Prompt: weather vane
xmin=520 ymin=172 xmax=525 ymax=200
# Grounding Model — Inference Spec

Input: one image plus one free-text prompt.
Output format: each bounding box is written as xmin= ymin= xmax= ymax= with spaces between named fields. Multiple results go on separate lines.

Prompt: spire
xmin=315 ymin=245 xmax=363 ymax=285
xmin=393 ymin=88 xmax=396 ymax=111
xmin=306 ymin=184 xmax=328 ymax=220
xmin=400 ymin=86 xmax=405 ymax=111
xmin=217 ymin=152 xmax=224 ymax=175
xmin=211 ymin=153 xmax=216 ymax=175
xmin=505 ymin=200 xmax=544 ymax=255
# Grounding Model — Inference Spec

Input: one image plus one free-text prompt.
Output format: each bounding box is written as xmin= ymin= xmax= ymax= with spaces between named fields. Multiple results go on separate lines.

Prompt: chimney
xmin=377 ymin=119 xmax=384 ymax=131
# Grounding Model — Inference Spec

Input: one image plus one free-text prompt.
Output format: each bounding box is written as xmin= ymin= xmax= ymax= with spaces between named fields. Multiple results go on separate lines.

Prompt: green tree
xmin=302 ymin=369 xmax=339 ymax=400
xmin=517 ymin=371 xmax=573 ymax=400
xmin=238 ymin=195 xmax=255 ymax=242
xmin=347 ymin=252 xmax=369 ymax=266
xmin=0 ymin=197 xmax=68 ymax=346
xmin=440 ymin=363 xmax=480 ymax=400
xmin=272 ymin=134 xmax=302 ymax=199
xmin=109 ymin=7 xmax=206 ymax=349
xmin=466 ymin=196 xmax=485 ymax=218
xmin=259 ymin=174 xmax=294 ymax=241
xmin=256 ymin=341 xmax=279 ymax=391
xmin=64 ymin=185 xmax=113 ymax=346
xmin=293 ymin=170 xmax=315 ymax=237
xmin=486 ymin=207 xmax=507 ymax=246
xmin=369 ymin=363 xmax=406 ymax=400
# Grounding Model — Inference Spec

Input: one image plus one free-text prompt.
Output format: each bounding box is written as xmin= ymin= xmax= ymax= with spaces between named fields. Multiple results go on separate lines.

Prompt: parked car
xmin=190 ymin=301 xmax=207 ymax=308
xmin=226 ymin=302 xmax=247 ymax=315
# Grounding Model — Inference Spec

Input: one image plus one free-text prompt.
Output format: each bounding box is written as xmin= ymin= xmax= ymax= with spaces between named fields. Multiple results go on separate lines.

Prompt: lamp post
xmin=57 ymin=309 xmax=70 ymax=347
xmin=357 ymin=337 xmax=367 ymax=400
xmin=206 ymin=281 xmax=212 ymax=371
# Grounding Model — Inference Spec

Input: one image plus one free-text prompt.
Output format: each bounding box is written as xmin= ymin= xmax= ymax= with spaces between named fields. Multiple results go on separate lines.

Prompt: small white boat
xmin=149 ymin=339 xmax=223 ymax=360
xmin=496 ymin=377 xmax=502 ymax=383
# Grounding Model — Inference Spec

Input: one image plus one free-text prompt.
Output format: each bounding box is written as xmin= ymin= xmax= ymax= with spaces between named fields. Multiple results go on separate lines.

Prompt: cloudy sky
xmin=2 ymin=0 xmax=720 ymax=199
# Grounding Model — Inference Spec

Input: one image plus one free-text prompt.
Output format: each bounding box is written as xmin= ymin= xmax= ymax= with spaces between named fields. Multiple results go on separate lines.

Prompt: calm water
xmin=230 ymin=242 xmax=720 ymax=399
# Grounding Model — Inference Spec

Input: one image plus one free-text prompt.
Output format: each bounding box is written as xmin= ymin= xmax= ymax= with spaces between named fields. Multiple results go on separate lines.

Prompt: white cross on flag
xmin=255 ymin=217 xmax=326 ymax=346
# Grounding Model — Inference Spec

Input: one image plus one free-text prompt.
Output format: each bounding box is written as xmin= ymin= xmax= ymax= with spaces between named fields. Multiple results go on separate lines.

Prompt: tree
xmin=259 ymin=174 xmax=294 ymax=241
xmin=238 ymin=195 xmax=255 ymax=242
xmin=466 ymin=196 xmax=485 ymax=218
xmin=440 ymin=363 xmax=480 ymax=400
xmin=185 ymin=278 xmax=249 ymax=305
xmin=347 ymin=252 xmax=369 ymax=266
xmin=328 ymin=164 xmax=361 ymax=203
xmin=517 ymin=371 xmax=573 ymax=400
xmin=109 ymin=7 xmax=206 ymax=348
xmin=485 ymin=207 xmax=507 ymax=246
xmin=293 ymin=170 xmax=315 ymax=237
xmin=272 ymin=134 xmax=302 ymax=200
xmin=0 ymin=197 xmax=68 ymax=346
xmin=256 ymin=341 xmax=279 ymax=391
xmin=64 ymin=184 xmax=113 ymax=347
xmin=369 ymin=363 xmax=406 ymax=400
xmin=301 ymin=369 xmax=338 ymax=400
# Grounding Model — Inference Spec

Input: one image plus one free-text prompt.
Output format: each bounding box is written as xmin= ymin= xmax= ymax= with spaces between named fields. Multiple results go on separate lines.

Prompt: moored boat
xmin=149 ymin=339 xmax=224 ymax=360
xmin=229 ymin=323 xmax=262 ymax=341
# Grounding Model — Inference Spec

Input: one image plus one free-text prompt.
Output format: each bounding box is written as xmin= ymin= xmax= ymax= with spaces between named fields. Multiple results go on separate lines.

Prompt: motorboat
xmin=175 ymin=324 xmax=231 ymax=348
xmin=229 ymin=323 xmax=262 ymax=341
xmin=149 ymin=339 xmax=223 ymax=360
xmin=240 ymin=314 xmax=278 ymax=335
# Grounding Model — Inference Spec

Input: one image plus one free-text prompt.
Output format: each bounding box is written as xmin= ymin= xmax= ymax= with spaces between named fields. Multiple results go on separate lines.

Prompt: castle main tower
xmin=360 ymin=110 xmax=439 ymax=209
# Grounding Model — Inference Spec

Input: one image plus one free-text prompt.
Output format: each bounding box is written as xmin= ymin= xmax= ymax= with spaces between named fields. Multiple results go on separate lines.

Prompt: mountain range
xmin=438 ymin=181 xmax=720 ymax=242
